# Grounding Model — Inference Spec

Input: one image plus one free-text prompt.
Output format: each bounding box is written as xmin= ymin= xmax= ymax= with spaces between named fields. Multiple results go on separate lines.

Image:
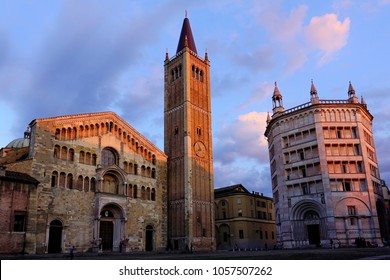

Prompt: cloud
xmin=214 ymin=111 xmax=269 ymax=165
xmin=0 ymin=0 xmax=175 ymax=139
xmin=236 ymin=81 xmax=274 ymax=111
xmin=214 ymin=162 xmax=272 ymax=196
xmin=250 ymin=3 xmax=351 ymax=72
xmin=251 ymin=3 xmax=308 ymax=73
xmin=304 ymin=14 xmax=350 ymax=64
xmin=232 ymin=47 xmax=275 ymax=72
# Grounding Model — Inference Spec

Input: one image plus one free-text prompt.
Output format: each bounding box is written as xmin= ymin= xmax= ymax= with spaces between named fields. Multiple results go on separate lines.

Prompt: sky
xmin=1 ymin=0 xmax=390 ymax=196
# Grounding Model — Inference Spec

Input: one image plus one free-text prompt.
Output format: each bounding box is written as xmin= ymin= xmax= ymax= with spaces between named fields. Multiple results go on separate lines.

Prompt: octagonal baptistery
xmin=264 ymin=82 xmax=386 ymax=248
xmin=14 ymin=111 xmax=167 ymax=254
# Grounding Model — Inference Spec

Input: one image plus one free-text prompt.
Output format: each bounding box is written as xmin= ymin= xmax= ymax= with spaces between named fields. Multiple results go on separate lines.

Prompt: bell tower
xmin=164 ymin=15 xmax=215 ymax=251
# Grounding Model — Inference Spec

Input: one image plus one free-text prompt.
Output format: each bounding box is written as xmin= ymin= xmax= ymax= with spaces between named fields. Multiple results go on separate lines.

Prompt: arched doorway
xmin=98 ymin=204 xmax=125 ymax=252
xmin=145 ymin=225 xmax=154 ymax=251
xmin=99 ymin=210 xmax=114 ymax=251
xmin=290 ymin=200 xmax=326 ymax=247
xmin=304 ymin=211 xmax=321 ymax=245
xmin=217 ymin=224 xmax=231 ymax=250
xmin=48 ymin=220 xmax=63 ymax=253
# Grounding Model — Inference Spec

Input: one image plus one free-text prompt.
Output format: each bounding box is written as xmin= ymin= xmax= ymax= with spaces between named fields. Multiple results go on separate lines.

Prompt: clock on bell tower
xmin=164 ymin=15 xmax=215 ymax=251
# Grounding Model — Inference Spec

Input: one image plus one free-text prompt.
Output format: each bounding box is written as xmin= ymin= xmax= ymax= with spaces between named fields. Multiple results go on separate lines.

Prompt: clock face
xmin=194 ymin=141 xmax=207 ymax=158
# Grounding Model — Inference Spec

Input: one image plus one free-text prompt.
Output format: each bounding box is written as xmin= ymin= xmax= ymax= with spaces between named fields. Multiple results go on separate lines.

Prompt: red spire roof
xmin=176 ymin=17 xmax=197 ymax=54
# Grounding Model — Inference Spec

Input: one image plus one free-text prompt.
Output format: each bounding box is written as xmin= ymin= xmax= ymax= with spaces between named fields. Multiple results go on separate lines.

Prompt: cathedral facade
xmin=264 ymin=81 xmax=387 ymax=248
xmin=0 ymin=16 xmax=215 ymax=254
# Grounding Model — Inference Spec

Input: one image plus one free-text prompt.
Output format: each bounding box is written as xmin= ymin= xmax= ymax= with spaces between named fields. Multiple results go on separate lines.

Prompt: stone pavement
xmin=2 ymin=247 xmax=390 ymax=260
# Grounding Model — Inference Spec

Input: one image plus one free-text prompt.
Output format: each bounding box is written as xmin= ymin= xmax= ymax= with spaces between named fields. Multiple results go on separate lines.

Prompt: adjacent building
xmin=264 ymin=81 xmax=387 ymax=248
xmin=214 ymin=184 xmax=276 ymax=250
xmin=0 ymin=167 xmax=39 ymax=254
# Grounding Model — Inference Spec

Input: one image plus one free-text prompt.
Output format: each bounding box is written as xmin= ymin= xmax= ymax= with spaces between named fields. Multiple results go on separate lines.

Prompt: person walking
xmin=69 ymin=246 xmax=75 ymax=260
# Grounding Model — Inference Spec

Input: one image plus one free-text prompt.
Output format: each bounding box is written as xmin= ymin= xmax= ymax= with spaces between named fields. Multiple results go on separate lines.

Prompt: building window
xmin=265 ymin=231 xmax=268 ymax=240
xmin=343 ymin=181 xmax=351 ymax=192
xmin=238 ymin=209 xmax=242 ymax=217
xmin=237 ymin=198 xmax=241 ymax=205
xmin=302 ymin=184 xmax=309 ymax=195
xmin=260 ymin=230 xmax=263 ymax=239
xmin=13 ymin=212 xmax=26 ymax=232
xmin=347 ymin=206 xmax=356 ymax=216
xmin=239 ymin=230 xmax=244 ymax=239
xmin=51 ymin=171 xmax=58 ymax=188
xmin=196 ymin=127 xmax=202 ymax=135
xmin=101 ymin=148 xmax=118 ymax=167
xmin=337 ymin=129 xmax=342 ymax=138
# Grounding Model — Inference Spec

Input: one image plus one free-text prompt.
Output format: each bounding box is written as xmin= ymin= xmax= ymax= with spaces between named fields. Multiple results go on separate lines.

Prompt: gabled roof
xmin=176 ymin=17 xmax=197 ymax=54
xmin=214 ymin=184 xmax=250 ymax=195
xmin=30 ymin=111 xmax=166 ymax=158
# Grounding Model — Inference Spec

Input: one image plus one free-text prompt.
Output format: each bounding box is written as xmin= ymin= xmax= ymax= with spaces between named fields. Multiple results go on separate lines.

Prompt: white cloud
xmin=214 ymin=111 xmax=269 ymax=165
xmin=250 ymin=3 xmax=351 ymax=72
xmin=251 ymin=3 xmax=308 ymax=73
xmin=304 ymin=14 xmax=350 ymax=64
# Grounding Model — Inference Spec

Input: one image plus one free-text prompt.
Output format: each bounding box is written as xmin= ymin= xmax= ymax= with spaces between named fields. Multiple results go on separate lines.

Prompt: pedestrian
xmin=69 ymin=246 xmax=75 ymax=260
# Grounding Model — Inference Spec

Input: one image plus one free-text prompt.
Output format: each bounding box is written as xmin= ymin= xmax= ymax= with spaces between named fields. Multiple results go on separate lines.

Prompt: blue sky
xmin=1 ymin=0 xmax=390 ymax=196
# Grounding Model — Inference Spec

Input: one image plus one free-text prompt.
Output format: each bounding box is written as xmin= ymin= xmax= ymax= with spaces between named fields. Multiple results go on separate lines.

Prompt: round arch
xmin=216 ymin=223 xmax=231 ymax=250
xmin=48 ymin=219 xmax=63 ymax=253
xmin=98 ymin=203 xmax=125 ymax=252
xmin=101 ymin=147 xmax=119 ymax=167
xmin=101 ymin=168 xmax=127 ymax=195
xmin=290 ymin=200 xmax=327 ymax=246
xmin=290 ymin=199 xmax=326 ymax=221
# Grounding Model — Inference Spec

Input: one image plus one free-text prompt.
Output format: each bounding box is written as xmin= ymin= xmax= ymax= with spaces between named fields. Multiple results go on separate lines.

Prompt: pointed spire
xmin=266 ymin=112 xmax=271 ymax=124
xmin=348 ymin=81 xmax=356 ymax=98
xmin=205 ymin=49 xmax=209 ymax=61
xmin=176 ymin=16 xmax=198 ymax=54
xmin=361 ymin=95 xmax=367 ymax=107
xmin=272 ymin=81 xmax=284 ymax=111
xmin=272 ymin=82 xmax=282 ymax=101
xmin=165 ymin=48 xmax=169 ymax=61
xmin=310 ymin=79 xmax=318 ymax=97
